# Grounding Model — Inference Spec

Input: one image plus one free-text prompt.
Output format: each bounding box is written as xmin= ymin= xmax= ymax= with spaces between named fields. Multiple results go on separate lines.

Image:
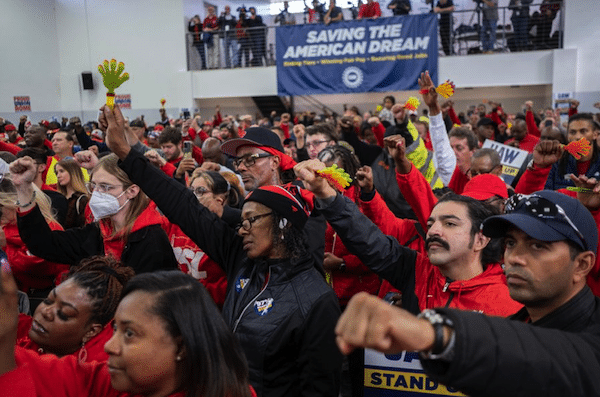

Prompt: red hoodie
xmin=161 ymin=218 xmax=228 ymax=309
xmin=3 ymin=220 xmax=68 ymax=292
xmin=99 ymin=204 xmax=164 ymax=260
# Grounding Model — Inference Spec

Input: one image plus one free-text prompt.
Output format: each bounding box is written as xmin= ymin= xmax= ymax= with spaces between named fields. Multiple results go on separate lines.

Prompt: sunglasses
xmin=506 ymin=194 xmax=586 ymax=248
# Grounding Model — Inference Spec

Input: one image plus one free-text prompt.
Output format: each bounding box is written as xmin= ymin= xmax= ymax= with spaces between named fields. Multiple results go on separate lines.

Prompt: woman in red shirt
xmin=17 ymin=256 xmax=134 ymax=364
xmin=0 ymin=270 xmax=255 ymax=397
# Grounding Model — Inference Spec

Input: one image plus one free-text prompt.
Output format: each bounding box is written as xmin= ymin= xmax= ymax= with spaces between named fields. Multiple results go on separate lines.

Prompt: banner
xmin=14 ymin=96 xmax=31 ymax=112
xmin=276 ymin=14 xmax=438 ymax=95
xmin=115 ymin=94 xmax=131 ymax=109
xmin=364 ymin=349 xmax=465 ymax=397
xmin=482 ymin=139 xmax=530 ymax=185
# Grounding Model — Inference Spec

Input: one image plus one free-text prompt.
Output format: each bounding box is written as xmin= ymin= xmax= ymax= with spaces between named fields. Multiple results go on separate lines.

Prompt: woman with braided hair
xmin=17 ymin=255 xmax=134 ymax=363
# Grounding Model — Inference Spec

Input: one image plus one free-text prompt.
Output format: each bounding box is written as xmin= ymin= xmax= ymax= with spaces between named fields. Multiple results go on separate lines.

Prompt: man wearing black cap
xmin=476 ymin=117 xmax=496 ymax=147
xmin=220 ymin=127 xmax=294 ymax=192
xmin=333 ymin=189 xmax=600 ymax=397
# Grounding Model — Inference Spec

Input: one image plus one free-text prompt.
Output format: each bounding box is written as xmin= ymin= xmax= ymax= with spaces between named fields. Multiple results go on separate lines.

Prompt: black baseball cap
xmin=220 ymin=127 xmax=284 ymax=156
xmin=482 ymin=190 xmax=598 ymax=254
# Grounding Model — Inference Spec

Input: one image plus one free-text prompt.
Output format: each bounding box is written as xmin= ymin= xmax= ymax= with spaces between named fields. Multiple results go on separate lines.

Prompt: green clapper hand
xmin=98 ymin=59 xmax=129 ymax=109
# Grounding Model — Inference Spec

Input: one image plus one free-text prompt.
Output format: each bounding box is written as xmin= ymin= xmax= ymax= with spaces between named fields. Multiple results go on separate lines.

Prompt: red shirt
xmin=358 ymin=1 xmax=381 ymax=18
xmin=203 ymin=15 xmax=218 ymax=30
xmin=577 ymin=159 xmax=591 ymax=176
xmin=505 ymin=133 xmax=540 ymax=153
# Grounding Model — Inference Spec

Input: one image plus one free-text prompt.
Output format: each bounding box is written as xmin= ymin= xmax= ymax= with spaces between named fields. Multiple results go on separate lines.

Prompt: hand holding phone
xmin=183 ymin=141 xmax=193 ymax=158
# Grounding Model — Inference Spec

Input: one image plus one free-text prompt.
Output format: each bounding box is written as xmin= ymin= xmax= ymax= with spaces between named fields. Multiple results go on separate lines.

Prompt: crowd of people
xmin=1 ymin=68 xmax=600 ymax=396
xmin=186 ymin=0 xmax=564 ymax=69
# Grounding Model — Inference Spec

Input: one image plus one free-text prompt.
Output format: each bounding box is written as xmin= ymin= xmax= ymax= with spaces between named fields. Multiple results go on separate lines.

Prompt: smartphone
xmin=183 ymin=141 xmax=193 ymax=158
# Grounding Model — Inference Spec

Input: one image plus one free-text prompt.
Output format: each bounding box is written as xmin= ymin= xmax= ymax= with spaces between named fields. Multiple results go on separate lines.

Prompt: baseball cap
xmin=482 ymin=190 xmax=598 ymax=254
xmin=462 ymin=174 xmax=508 ymax=200
xmin=477 ymin=117 xmax=495 ymax=128
xmin=130 ymin=119 xmax=145 ymax=128
xmin=220 ymin=127 xmax=284 ymax=156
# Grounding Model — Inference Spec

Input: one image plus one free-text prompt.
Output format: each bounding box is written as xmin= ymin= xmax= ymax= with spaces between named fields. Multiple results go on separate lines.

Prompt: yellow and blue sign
xmin=276 ymin=14 xmax=439 ymax=95
xmin=364 ymin=349 xmax=465 ymax=397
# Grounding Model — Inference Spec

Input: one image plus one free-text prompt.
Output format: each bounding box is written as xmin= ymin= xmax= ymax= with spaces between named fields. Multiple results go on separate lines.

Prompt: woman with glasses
xmin=54 ymin=159 xmax=89 ymax=229
xmin=99 ymin=105 xmax=342 ymax=397
xmin=168 ymin=169 xmax=243 ymax=308
xmin=9 ymin=154 xmax=178 ymax=276
xmin=0 ymin=174 xmax=68 ymax=312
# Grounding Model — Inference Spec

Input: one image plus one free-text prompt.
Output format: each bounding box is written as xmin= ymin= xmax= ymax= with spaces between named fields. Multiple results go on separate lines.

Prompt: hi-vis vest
xmin=45 ymin=156 xmax=90 ymax=187
xmin=405 ymin=121 xmax=443 ymax=189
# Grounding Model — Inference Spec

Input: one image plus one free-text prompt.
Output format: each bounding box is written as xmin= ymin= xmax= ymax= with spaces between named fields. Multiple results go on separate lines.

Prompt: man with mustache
xmin=295 ymin=158 xmax=521 ymax=317
xmin=334 ymin=190 xmax=600 ymax=397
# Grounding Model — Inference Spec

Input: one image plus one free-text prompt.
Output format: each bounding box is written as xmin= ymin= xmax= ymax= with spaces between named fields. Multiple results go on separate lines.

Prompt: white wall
xmin=562 ymin=0 xmax=600 ymax=113
xmin=1 ymin=0 xmax=193 ymax=125
xmin=0 ymin=0 xmax=61 ymax=115
xmin=2 ymin=0 xmax=599 ymax=126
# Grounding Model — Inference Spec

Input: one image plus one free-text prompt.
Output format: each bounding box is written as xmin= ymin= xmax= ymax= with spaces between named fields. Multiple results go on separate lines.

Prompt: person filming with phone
xmin=145 ymin=127 xmax=197 ymax=183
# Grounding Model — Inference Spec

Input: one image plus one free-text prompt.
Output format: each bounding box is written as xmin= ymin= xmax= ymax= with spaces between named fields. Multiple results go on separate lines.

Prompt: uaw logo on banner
xmin=14 ymin=96 xmax=31 ymax=112
xmin=364 ymin=349 xmax=465 ymax=397
xmin=482 ymin=139 xmax=530 ymax=185
xmin=275 ymin=14 xmax=438 ymax=95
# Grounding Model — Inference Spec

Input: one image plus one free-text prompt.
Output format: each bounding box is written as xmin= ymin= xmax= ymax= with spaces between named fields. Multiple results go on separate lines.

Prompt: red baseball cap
xmin=462 ymin=174 xmax=508 ymax=200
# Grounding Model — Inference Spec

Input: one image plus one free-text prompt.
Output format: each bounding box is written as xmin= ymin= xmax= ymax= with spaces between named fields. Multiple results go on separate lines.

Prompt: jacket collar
xmin=512 ymin=287 xmax=596 ymax=331
xmin=252 ymin=254 xmax=314 ymax=284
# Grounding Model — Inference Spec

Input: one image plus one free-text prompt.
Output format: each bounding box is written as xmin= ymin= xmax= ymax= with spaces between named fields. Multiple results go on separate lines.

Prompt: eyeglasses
xmin=86 ymin=182 xmax=123 ymax=194
xmin=306 ymin=140 xmax=328 ymax=149
xmin=469 ymin=168 xmax=496 ymax=178
xmin=189 ymin=186 xmax=211 ymax=198
xmin=236 ymin=212 xmax=273 ymax=232
xmin=506 ymin=194 xmax=586 ymax=248
xmin=233 ymin=153 xmax=273 ymax=169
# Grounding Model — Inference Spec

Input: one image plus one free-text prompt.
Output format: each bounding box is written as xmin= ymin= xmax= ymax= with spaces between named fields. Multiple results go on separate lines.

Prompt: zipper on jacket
xmin=233 ymin=267 xmax=272 ymax=333
xmin=442 ymin=278 xmax=454 ymax=308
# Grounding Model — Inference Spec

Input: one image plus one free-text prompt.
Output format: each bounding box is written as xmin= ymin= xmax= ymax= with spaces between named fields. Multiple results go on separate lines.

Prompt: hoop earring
xmin=78 ymin=341 xmax=88 ymax=364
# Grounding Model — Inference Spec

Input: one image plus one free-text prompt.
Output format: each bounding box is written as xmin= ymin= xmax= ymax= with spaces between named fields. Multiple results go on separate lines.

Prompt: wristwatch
xmin=339 ymin=261 xmax=346 ymax=271
xmin=417 ymin=309 xmax=455 ymax=361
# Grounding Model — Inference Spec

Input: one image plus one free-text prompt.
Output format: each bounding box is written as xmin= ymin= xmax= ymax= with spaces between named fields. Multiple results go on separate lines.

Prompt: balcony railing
xmin=185 ymin=2 xmax=564 ymax=71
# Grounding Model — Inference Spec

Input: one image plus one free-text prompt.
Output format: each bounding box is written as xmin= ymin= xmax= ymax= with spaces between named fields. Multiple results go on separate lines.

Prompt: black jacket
xmin=17 ymin=205 xmax=177 ymax=274
xmin=422 ymin=287 xmax=600 ymax=397
xmin=119 ymin=149 xmax=342 ymax=397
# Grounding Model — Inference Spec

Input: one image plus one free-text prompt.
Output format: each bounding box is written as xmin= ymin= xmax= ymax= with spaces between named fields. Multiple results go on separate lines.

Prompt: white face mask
xmin=89 ymin=190 xmax=129 ymax=220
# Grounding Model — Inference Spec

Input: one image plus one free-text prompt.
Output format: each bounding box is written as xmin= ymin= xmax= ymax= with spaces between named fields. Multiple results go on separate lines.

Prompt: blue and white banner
xmin=276 ymin=14 xmax=438 ymax=96
xmin=482 ymin=139 xmax=530 ymax=185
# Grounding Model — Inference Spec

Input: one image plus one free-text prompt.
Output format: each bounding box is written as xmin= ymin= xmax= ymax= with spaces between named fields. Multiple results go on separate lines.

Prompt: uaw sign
xmin=364 ymin=349 xmax=465 ymax=396
xmin=482 ymin=139 xmax=529 ymax=185
xmin=276 ymin=14 xmax=438 ymax=95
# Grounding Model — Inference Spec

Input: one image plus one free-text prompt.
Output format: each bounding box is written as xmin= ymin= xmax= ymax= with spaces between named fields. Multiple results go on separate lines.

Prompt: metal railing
xmin=447 ymin=2 xmax=564 ymax=55
xmin=186 ymin=25 xmax=277 ymax=71
xmin=185 ymin=2 xmax=564 ymax=70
